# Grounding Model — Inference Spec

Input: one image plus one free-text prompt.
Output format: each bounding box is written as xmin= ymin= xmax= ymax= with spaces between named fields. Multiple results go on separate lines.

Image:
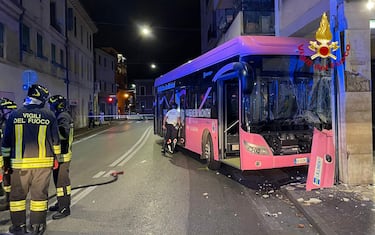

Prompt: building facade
xmin=0 ymin=0 xmax=97 ymax=128
xmin=200 ymin=0 xmax=373 ymax=185
xmin=94 ymin=48 xmax=116 ymax=116
xmin=134 ymin=79 xmax=154 ymax=114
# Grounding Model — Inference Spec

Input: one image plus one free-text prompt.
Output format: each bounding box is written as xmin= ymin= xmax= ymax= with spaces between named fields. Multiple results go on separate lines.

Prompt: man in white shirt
xmin=162 ymin=103 xmax=180 ymax=154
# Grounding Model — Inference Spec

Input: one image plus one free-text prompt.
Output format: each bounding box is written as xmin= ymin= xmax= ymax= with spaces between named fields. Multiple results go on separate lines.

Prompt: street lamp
xmin=150 ymin=63 xmax=157 ymax=69
xmin=139 ymin=24 xmax=153 ymax=38
xmin=367 ymin=0 xmax=374 ymax=10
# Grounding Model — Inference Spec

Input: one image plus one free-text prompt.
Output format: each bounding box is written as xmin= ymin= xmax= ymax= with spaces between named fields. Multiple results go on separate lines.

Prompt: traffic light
xmin=107 ymin=97 xmax=113 ymax=103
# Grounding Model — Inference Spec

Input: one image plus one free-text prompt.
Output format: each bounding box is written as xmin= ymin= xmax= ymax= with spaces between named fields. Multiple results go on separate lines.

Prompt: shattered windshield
xmin=242 ymin=55 xmax=332 ymax=133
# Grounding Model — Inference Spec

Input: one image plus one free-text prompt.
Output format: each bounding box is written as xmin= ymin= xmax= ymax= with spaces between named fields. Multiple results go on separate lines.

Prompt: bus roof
xmin=154 ymin=35 xmax=311 ymax=87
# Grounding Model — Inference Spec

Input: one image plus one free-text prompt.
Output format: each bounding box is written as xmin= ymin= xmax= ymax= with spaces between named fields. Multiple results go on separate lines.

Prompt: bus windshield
xmin=242 ymin=55 xmax=332 ymax=133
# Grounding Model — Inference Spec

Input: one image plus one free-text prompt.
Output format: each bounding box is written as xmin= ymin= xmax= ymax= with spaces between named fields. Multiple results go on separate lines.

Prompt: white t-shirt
xmin=166 ymin=109 xmax=180 ymax=125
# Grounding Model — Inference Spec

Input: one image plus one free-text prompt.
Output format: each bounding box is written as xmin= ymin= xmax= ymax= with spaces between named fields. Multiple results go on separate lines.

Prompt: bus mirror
xmin=238 ymin=63 xmax=254 ymax=95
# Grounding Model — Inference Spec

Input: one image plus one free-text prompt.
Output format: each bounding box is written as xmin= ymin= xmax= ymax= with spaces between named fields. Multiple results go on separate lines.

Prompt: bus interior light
xmin=243 ymin=140 xmax=270 ymax=155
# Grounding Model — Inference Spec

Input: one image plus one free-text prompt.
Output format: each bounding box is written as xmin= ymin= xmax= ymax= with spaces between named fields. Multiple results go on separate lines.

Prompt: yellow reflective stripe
xmin=58 ymin=153 xmax=72 ymax=162
xmin=54 ymin=145 xmax=61 ymax=155
xmin=67 ymin=185 xmax=71 ymax=195
xmin=0 ymin=156 xmax=3 ymax=167
xmin=1 ymin=147 xmax=10 ymax=157
xmin=15 ymin=124 xmax=23 ymax=159
xmin=56 ymin=187 xmax=64 ymax=197
xmin=38 ymin=125 xmax=47 ymax=158
xmin=10 ymin=200 xmax=26 ymax=212
xmin=11 ymin=157 xmax=54 ymax=169
xmin=3 ymin=185 xmax=11 ymax=192
xmin=30 ymin=200 xmax=47 ymax=212
xmin=56 ymin=185 xmax=71 ymax=196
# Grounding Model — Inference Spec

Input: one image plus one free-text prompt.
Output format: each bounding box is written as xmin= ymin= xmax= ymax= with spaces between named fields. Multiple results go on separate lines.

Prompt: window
xmin=140 ymin=86 xmax=146 ymax=96
xmin=98 ymin=55 xmax=101 ymax=65
xmin=104 ymin=58 xmax=107 ymax=67
xmin=60 ymin=49 xmax=64 ymax=66
xmin=80 ymin=25 xmax=83 ymax=44
xmin=89 ymin=34 xmax=92 ymax=51
xmin=67 ymin=8 xmax=73 ymax=31
xmin=36 ymin=33 xmax=44 ymax=58
xmin=22 ymin=24 xmax=30 ymax=52
xmin=0 ymin=23 xmax=4 ymax=58
xmin=51 ymin=43 xmax=56 ymax=63
xmin=74 ymin=17 xmax=77 ymax=37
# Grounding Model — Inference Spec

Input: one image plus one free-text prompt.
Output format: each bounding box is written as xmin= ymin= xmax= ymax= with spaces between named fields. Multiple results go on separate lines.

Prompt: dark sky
xmin=79 ymin=0 xmax=201 ymax=82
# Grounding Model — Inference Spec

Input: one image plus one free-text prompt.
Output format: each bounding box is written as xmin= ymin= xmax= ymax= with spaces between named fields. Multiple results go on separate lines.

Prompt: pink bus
xmin=154 ymin=36 xmax=332 ymax=171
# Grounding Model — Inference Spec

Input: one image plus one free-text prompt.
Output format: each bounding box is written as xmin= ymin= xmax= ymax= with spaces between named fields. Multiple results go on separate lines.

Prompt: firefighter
xmin=0 ymin=97 xmax=17 ymax=211
xmin=47 ymin=95 xmax=74 ymax=220
xmin=2 ymin=84 xmax=61 ymax=235
xmin=162 ymin=103 xmax=181 ymax=154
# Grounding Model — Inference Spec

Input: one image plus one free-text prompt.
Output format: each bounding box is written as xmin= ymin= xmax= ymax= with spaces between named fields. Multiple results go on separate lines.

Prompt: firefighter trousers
xmin=9 ymin=168 xmax=51 ymax=226
xmin=53 ymin=161 xmax=71 ymax=210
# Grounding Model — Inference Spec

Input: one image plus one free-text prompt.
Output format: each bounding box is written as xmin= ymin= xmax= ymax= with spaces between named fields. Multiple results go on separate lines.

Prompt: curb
xmin=281 ymin=188 xmax=338 ymax=235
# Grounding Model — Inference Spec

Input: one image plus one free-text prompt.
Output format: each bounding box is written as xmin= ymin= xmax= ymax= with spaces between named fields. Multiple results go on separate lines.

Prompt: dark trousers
xmin=9 ymin=168 xmax=51 ymax=226
xmin=163 ymin=124 xmax=178 ymax=150
xmin=53 ymin=161 xmax=71 ymax=210
xmin=2 ymin=172 xmax=11 ymax=192
xmin=88 ymin=118 xmax=95 ymax=128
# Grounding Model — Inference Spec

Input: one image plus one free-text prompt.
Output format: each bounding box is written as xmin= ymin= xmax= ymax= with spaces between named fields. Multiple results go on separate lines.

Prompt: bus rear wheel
xmin=203 ymin=134 xmax=221 ymax=170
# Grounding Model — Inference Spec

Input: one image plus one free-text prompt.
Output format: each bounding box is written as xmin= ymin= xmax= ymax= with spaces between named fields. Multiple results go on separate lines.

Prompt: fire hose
xmin=47 ymin=171 xmax=124 ymax=200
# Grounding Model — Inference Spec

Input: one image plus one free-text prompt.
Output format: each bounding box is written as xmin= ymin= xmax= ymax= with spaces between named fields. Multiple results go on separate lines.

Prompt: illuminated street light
xmin=139 ymin=25 xmax=152 ymax=38
xmin=150 ymin=63 xmax=157 ymax=69
xmin=367 ymin=0 xmax=374 ymax=10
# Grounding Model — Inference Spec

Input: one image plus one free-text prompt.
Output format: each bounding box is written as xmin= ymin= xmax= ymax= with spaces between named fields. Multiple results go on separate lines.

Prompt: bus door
xmin=220 ymin=79 xmax=240 ymax=168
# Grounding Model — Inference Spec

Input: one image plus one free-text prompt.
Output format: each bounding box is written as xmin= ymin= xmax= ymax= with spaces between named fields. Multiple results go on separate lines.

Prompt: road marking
xmin=73 ymin=129 xmax=109 ymax=145
xmin=92 ymin=171 xmax=106 ymax=178
xmin=109 ymin=126 xmax=152 ymax=167
xmin=118 ymin=128 xmax=152 ymax=166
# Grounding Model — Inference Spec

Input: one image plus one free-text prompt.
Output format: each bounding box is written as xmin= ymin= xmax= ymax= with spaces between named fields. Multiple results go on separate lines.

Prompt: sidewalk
xmin=282 ymin=182 xmax=375 ymax=235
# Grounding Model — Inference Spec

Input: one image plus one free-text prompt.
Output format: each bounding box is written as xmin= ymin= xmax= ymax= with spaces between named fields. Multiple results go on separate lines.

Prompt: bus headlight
xmin=243 ymin=140 xmax=270 ymax=155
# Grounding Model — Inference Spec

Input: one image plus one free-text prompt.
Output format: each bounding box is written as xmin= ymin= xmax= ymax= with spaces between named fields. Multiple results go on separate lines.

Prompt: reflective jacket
xmin=56 ymin=111 xmax=73 ymax=162
xmin=1 ymin=104 xmax=61 ymax=169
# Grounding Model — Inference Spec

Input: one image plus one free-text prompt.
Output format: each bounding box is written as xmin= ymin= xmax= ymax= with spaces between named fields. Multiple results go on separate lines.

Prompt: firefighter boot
xmin=30 ymin=223 xmax=46 ymax=235
xmin=9 ymin=224 xmax=28 ymax=235
xmin=48 ymin=203 xmax=59 ymax=211
xmin=52 ymin=207 xmax=70 ymax=220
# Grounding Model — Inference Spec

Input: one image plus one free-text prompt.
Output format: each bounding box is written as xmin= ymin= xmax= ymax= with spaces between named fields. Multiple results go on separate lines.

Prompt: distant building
xmin=94 ymin=48 xmax=116 ymax=116
xmin=134 ymin=79 xmax=154 ymax=114
xmin=0 ymin=0 xmax=97 ymax=128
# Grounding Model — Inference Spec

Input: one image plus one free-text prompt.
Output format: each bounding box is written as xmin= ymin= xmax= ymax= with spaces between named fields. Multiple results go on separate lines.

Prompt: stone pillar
xmin=339 ymin=28 xmax=373 ymax=185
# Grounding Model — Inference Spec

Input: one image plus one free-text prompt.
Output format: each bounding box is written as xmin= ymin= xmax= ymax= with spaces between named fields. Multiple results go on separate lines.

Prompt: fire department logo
xmin=308 ymin=13 xmax=339 ymax=60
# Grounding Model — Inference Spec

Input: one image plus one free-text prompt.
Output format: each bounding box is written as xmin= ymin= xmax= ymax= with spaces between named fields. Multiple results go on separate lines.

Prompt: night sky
xmin=79 ymin=0 xmax=201 ymax=82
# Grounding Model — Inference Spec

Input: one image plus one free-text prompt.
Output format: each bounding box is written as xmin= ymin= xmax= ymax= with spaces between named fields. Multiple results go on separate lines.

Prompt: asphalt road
xmin=0 ymin=120 xmax=318 ymax=235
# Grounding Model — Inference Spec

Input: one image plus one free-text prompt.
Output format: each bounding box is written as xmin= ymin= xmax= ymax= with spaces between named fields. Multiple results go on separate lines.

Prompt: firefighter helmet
xmin=27 ymin=84 xmax=49 ymax=103
xmin=0 ymin=97 xmax=17 ymax=111
xmin=48 ymin=95 xmax=68 ymax=113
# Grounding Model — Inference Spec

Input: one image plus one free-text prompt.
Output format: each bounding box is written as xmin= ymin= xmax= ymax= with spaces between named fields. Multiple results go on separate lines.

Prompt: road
xmin=0 ymin=120 xmax=318 ymax=235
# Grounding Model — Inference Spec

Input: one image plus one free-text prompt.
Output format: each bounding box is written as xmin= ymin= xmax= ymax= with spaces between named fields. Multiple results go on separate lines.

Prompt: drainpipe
xmin=19 ymin=0 xmax=25 ymax=62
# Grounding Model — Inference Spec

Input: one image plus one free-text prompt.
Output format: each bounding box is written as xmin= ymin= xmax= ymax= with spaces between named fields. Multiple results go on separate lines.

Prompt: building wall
xmin=66 ymin=0 xmax=97 ymax=128
xmin=94 ymin=48 xmax=116 ymax=116
xmin=0 ymin=0 xmax=66 ymax=106
xmin=134 ymin=79 xmax=154 ymax=114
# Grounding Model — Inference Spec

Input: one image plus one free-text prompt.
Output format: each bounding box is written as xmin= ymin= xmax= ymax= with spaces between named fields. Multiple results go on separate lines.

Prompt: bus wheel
xmin=203 ymin=134 xmax=220 ymax=170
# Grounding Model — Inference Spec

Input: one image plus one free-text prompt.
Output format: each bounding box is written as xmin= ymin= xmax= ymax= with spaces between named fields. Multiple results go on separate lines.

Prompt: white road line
xmin=92 ymin=171 xmax=106 ymax=178
xmin=109 ymin=126 xmax=152 ymax=167
xmin=73 ymin=129 xmax=109 ymax=145
xmin=118 ymin=128 xmax=152 ymax=166
xmin=71 ymin=186 xmax=97 ymax=205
